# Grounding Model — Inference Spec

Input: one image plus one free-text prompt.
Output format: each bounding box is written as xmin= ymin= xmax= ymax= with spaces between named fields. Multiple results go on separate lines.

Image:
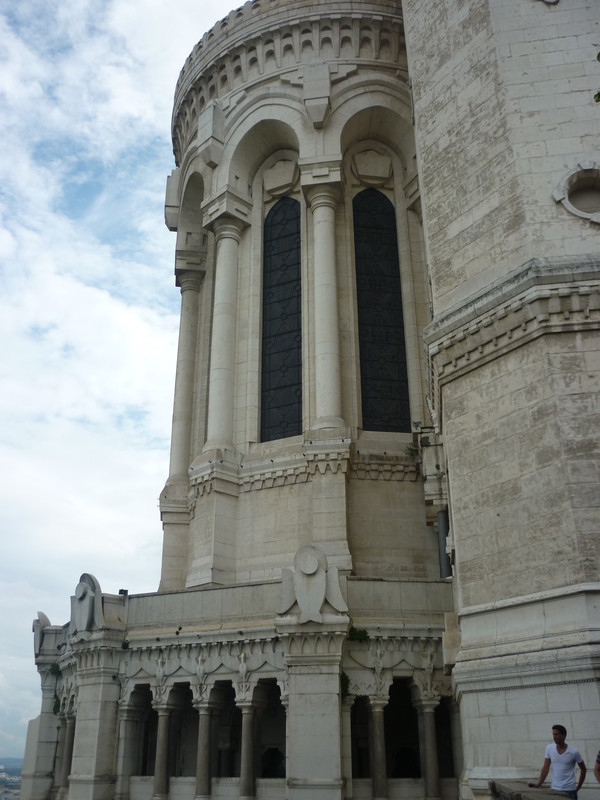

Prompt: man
xmin=529 ymin=725 xmax=586 ymax=799
xmin=594 ymin=749 xmax=600 ymax=783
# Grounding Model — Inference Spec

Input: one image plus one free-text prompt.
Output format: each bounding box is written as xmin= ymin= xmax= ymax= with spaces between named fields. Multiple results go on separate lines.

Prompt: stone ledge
xmin=424 ymin=257 xmax=600 ymax=412
xmin=490 ymin=780 xmax=575 ymax=800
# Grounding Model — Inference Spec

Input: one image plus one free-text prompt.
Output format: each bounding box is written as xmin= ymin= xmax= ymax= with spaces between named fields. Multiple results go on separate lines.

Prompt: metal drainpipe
xmin=437 ymin=508 xmax=452 ymax=579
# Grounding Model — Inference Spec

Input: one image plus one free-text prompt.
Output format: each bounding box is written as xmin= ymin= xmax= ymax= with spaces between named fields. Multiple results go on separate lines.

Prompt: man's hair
xmin=553 ymin=724 xmax=567 ymax=737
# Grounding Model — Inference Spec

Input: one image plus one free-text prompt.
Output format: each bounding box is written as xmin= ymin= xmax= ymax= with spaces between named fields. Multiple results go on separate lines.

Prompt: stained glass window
xmin=261 ymin=197 xmax=302 ymax=441
xmin=353 ymin=188 xmax=410 ymax=432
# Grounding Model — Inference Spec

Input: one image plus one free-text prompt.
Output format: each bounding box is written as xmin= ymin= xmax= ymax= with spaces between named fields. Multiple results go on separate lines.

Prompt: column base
xmin=312 ymin=415 xmax=345 ymax=430
xmin=287 ymin=777 xmax=344 ymax=800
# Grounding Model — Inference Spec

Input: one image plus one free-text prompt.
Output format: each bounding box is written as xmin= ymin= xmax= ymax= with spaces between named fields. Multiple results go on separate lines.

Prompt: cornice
xmin=187 ymin=443 xmax=418 ymax=513
xmin=349 ymin=453 xmax=419 ymax=482
xmin=172 ymin=6 xmax=405 ymax=164
xmin=425 ymin=257 xmax=600 ymax=409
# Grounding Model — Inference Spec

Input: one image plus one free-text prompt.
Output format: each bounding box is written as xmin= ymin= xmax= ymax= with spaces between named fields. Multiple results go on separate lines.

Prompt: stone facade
xmin=22 ymin=3 xmax=600 ymax=800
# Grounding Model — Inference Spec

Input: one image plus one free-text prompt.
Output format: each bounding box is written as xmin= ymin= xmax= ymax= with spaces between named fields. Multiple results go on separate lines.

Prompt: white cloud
xmin=0 ymin=0 xmax=229 ymax=757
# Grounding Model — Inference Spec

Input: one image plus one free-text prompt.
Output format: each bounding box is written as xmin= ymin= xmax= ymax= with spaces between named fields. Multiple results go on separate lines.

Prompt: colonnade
xmin=113 ymin=682 xmax=280 ymax=800
xmin=56 ymin=678 xmax=455 ymax=800
xmin=89 ymin=684 xmax=452 ymax=800
xmin=341 ymin=687 xmax=456 ymax=800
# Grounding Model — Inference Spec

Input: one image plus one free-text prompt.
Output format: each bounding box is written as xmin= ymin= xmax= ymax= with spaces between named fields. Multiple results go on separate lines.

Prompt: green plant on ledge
xmin=340 ymin=671 xmax=350 ymax=698
xmin=347 ymin=626 xmax=369 ymax=642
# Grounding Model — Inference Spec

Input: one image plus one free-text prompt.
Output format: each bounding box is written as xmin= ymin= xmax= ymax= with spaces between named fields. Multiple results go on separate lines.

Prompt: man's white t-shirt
xmin=545 ymin=744 xmax=583 ymax=791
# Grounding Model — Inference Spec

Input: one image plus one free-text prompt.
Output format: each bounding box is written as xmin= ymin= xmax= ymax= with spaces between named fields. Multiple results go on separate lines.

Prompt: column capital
xmin=303 ymin=182 xmax=341 ymax=210
xmin=192 ymin=697 xmax=217 ymax=714
xmin=201 ymin=188 xmax=251 ymax=233
xmin=152 ymin=703 xmax=173 ymax=716
xmin=411 ymin=688 xmax=441 ymax=711
xmin=235 ymin=699 xmax=256 ymax=713
xmin=212 ymin=215 xmax=245 ymax=243
xmin=369 ymin=695 xmax=389 ymax=712
xmin=176 ymin=268 xmax=204 ymax=293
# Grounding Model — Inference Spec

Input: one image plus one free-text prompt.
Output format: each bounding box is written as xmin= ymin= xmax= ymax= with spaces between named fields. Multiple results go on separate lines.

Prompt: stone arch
xmin=209 ymin=681 xmax=241 ymax=778
xmin=223 ymin=114 xmax=301 ymax=193
xmin=176 ymin=171 xmax=206 ymax=254
xmin=337 ymin=102 xmax=412 ymax=160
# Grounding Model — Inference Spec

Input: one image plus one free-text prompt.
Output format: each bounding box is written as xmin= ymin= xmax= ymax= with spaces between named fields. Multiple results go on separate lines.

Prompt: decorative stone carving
xmin=32 ymin=611 xmax=51 ymax=657
xmin=425 ymin=258 xmax=600 ymax=414
xmin=352 ymin=149 xmax=393 ymax=187
xmin=197 ymin=101 xmax=225 ymax=167
xmin=263 ymin=159 xmax=300 ymax=197
xmin=71 ymin=574 xmax=104 ymax=637
xmin=279 ymin=545 xmax=348 ymax=623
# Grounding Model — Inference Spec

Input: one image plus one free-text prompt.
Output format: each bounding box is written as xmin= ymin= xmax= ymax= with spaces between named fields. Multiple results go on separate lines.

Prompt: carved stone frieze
xmin=188 ymin=446 xmax=351 ymax=515
xmin=344 ymin=635 xmax=445 ymax=699
xmin=115 ymin=636 xmax=286 ymax=708
xmin=349 ymin=453 xmax=419 ymax=482
xmin=425 ymin=259 xmax=600 ymax=413
xmin=278 ymin=629 xmax=348 ymax=661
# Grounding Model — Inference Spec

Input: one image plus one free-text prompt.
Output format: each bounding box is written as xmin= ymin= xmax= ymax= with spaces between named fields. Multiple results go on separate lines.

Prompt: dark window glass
xmin=261 ymin=197 xmax=302 ymax=441
xmin=353 ymin=188 xmax=410 ymax=432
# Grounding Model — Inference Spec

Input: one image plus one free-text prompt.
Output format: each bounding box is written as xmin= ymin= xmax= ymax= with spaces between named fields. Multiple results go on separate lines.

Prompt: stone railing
xmin=490 ymin=780 xmax=576 ymax=800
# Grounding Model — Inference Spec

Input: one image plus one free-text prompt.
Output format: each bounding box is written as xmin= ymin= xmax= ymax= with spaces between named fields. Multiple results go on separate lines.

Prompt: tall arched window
xmin=353 ymin=188 xmax=410 ymax=432
xmin=261 ymin=197 xmax=302 ymax=441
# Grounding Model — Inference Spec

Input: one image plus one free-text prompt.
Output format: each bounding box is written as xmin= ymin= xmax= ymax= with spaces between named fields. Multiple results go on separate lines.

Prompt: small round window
xmin=554 ymin=162 xmax=600 ymax=224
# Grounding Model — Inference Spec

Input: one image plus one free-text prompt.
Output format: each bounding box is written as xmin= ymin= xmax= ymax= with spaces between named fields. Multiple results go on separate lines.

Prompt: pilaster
xmin=276 ymin=603 xmax=349 ymax=800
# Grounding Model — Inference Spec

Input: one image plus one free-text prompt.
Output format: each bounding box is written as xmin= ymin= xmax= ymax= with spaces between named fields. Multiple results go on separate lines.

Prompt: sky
xmin=0 ymin=0 xmax=229 ymax=759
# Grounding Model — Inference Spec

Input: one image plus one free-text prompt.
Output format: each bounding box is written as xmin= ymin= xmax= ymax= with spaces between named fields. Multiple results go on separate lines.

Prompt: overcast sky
xmin=0 ymin=0 xmax=228 ymax=758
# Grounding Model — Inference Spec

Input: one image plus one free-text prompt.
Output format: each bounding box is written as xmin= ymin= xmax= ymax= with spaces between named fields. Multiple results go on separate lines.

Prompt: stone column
xmin=168 ymin=270 xmax=203 ymax=480
xmin=449 ymin=699 xmax=463 ymax=780
xmin=203 ymin=217 xmax=244 ymax=452
xmin=340 ymin=696 xmax=354 ymax=800
xmin=152 ymin=708 xmax=171 ymax=800
xmin=370 ymin=698 xmax=388 ymax=800
xmin=306 ymin=184 xmax=344 ymax=430
xmin=194 ymin=703 xmax=213 ymax=800
xmin=238 ymin=703 xmax=255 ymax=800
xmin=53 ymin=716 xmax=67 ymax=791
xmin=59 ymin=713 xmax=76 ymax=791
xmin=414 ymin=697 xmax=441 ymax=800
xmin=114 ymin=704 xmax=138 ymax=800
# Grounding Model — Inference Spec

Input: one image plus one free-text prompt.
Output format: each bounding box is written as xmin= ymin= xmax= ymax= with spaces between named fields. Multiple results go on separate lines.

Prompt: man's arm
xmin=576 ymin=760 xmax=586 ymax=792
xmin=530 ymin=758 xmax=551 ymax=788
xmin=594 ymin=752 xmax=600 ymax=783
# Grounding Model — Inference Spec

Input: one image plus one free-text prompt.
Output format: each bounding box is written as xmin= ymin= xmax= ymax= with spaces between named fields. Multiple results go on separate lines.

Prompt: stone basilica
xmin=21 ymin=2 xmax=600 ymax=800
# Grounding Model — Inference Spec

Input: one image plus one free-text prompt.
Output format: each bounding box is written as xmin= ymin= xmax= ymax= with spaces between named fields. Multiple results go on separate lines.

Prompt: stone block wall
xmin=403 ymin=0 xmax=600 ymax=314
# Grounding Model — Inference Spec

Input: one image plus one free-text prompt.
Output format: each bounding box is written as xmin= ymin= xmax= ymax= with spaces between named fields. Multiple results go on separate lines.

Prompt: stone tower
xmin=22 ymin=2 xmax=599 ymax=800
xmin=403 ymin=1 xmax=600 ymax=794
